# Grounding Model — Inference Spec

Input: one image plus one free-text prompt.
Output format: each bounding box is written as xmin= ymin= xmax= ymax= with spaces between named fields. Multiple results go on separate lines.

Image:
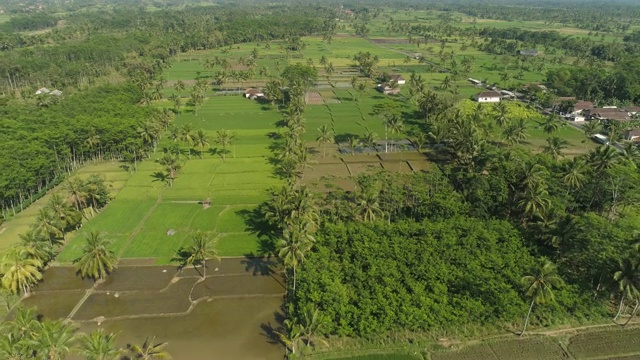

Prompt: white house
xmin=244 ymin=88 xmax=264 ymax=99
xmin=475 ymin=91 xmax=501 ymax=103
xmin=389 ymin=75 xmax=405 ymax=85
xmin=566 ymin=113 xmax=585 ymax=122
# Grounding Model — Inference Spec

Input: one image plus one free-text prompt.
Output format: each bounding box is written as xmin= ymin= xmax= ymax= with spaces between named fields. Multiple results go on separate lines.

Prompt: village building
xmin=243 ymin=88 xmax=264 ymax=100
xmin=586 ymin=108 xmax=631 ymax=122
xmin=389 ymin=74 xmax=406 ymax=85
xmin=475 ymin=90 xmax=501 ymax=103
xmin=376 ymin=83 xmax=400 ymax=95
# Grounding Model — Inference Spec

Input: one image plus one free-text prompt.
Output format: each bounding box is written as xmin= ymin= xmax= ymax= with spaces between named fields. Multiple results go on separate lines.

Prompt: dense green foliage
xmin=296 ymin=218 xmax=534 ymax=336
xmin=0 ymin=84 xmax=153 ymax=210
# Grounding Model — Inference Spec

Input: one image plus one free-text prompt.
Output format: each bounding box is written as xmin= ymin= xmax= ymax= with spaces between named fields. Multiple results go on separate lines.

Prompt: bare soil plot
xmin=488 ymin=337 xmax=566 ymax=360
xmin=304 ymin=163 xmax=350 ymax=183
xmin=381 ymin=160 xmax=413 ymax=173
xmin=305 ymin=91 xmax=324 ymax=105
xmin=568 ymin=327 xmax=640 ymax=359
xmin=348 ymin=162 xmax=383 ymax=176
xmin=21 ymin=258 xmax=284 ymax=360
xmin=432 ymin=343 xmax=497 ymax=360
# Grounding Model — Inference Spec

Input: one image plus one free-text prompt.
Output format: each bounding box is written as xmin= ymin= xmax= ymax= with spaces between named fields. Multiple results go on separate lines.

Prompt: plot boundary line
xmin=116 ymin=196 xmax=163 ymax=258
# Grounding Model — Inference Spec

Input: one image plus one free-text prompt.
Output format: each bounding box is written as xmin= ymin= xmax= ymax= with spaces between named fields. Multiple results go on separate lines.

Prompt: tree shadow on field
xmin=237 ymin=207 xmax=278 ymax=240
xmin=150 ymin=171 xmax=169 ymax=185
xmin=260 ymin=310 xmax=287 ymax=346
xmin=241 ymin=254 xmax=277 ymax=276
xmin=334 ymin=132 xmax=359 ymax=144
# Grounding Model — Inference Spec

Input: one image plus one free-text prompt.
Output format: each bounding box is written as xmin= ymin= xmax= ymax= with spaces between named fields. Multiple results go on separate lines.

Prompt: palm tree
xmin=613 ymin=257 xmax=640 ymax=322
xmin=46 ymin=193 xmax=76 ymax=238
xmin=542 ymin=136 xmax=569 ymax=160
xmin=173 ymin=80 xmax=185 ymax=93
xmin=440 ymin=76 xmax=452 ymax=91
xmin=347 ymin=136 xmax=360 ymax=155
xmin=355 ymin=190 xmax=383 ymax=222
xmin=493 ymin=101 xmax=510 ymax=128
xmin=214 ymin=129 xmax=236 ymax=161
xmin=156 ymin=153 xmax=182 ymax=187
xmin=589 ymin=145 xmax=620 ymax=174
xmin=126 ymin=337 xmax=171 ymax=360
xmin=188 ymin=231 xmax=219 ymax=278
xmin=32 ymin=319 xmax=77 ymax=360
xmin=562 ymin=157 xmax=588 ymax=190
xmin=520 ymin=259 xmax=564 ymax=336
xmin=361 ymin=130 xmax=378 ymax=149
xmin=502 ymin=119 xmax=528 ymax=146
xmin=299 ymin=303 xmax=329 ymax=348
xmin=65 ymin=178 xmax=87 ymax=212
xmin=193 ymin=129 xmax=209 ymax=159
xmin=386 ymin=117 xmax=405 ymax=152
xmin=518 ymin=182 xmax=551 ymax=223
xmin=409 ymin=132 xmax=427 ymax=152
xmin=275 ymin=319 xmax=303 ymax=356
xmin=138 ymin=121 xmax=160 ymax=152
xmin=278 ymin=218 xmax=315 ymax=292
xmin=180 ymin=124 xmax=195 ymax=159
xmin=316 ymin=125 xmax=334 ymax=158
xmin=73 ymin=231 xmax=118 ymax=281
xmin=78 ymin=329 xmax=121 ymax=360
xmin=540 ymin=115 xmax=560 ymax=135
xmin=18 ymin=230 xmax=54 ymax=265
xmin=0 ymin=247 xmax=43 ymax=295
xmin=0 ymin=332 xmax=24 ymax=360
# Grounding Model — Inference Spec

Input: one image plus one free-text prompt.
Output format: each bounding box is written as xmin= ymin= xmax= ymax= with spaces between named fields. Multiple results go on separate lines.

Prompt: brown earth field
xmin=19 ymin=258 xmax=285 ymax=360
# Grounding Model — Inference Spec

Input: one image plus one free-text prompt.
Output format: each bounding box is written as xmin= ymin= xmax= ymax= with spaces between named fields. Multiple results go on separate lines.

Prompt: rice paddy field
xmin=0 ymin=6 xmax=623 ymax=360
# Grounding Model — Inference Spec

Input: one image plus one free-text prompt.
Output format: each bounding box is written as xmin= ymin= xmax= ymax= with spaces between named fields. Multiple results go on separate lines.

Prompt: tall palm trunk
xmin=293 ymin=264 xmax=297 ymax=293
xmin=202 ymin=259 xmax=206 ymax=279
xmin=623 ymin=301 xmax=640 ymax=326
xmin=614 ymin=294 xmax=625 ymax=321
xmin=521 ymin=298 xmax=535 ymax=336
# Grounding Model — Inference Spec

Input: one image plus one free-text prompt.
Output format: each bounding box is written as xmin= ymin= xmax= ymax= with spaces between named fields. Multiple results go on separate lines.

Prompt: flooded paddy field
xmin=22 ymin=258 xmax=285 ymax=360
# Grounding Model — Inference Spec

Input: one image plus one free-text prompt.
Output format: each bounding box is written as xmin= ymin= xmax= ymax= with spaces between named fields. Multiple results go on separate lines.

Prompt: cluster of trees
xmin=0 ymin=307 xmax=171 ymax=359
xmin=255 ymin=67 xmax=640 ymax=349
xmin=0 ymin=175 xmax=111 ymax=296
xmin=545 ymin=59 xmax=640 ymax=104
xmin=0 ymin=84 xmax=161 ymax=218
xmin=0 ymin=3 xmax=335 ymax=92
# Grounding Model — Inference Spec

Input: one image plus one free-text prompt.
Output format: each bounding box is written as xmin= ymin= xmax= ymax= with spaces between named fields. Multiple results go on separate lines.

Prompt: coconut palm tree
xmin=193 ymin=129 xmax=209 ymax=159
xmin=214 ymin=129 xmax=236 ymax=161
xmin=542 ymin=136 xmax=569 ymax=161
xmin=126 ymin=337 xmax=171 ymax=360
xmin=361 ymin=129 xmax=378 ymax=149
xmin=582 ymin=120 xmax=601 ymax=143
xmin=355 ymin=190 xmax=384 ymax=222
xmin=386 ymin=117 xmax=405 ymax=152
xmin=1 ymin=247 xmax=43 ymax=295
xmin=73 ymin=231 xmax=118 ymax=281
xmin=316 ymin=125 xmax=334 ymax=158
xmin=18 ymin=230 xmax=54 ymax=265
xmin=78 ymin=329 xmax=121 ymax=360
xmin=156 ymin=153 xmax=182 ymax=187
xmin=187 ymin=231 xmax=219 ymax=279
xmin=173 ymin=80 xmax=185 ymax=93
xmin=518 ymin=182 xmax=551 ymax=223
xmin=589 ymin=145 xmax=620 ymax=174
xmin=180 ymin=124 xmax=195 ymax=159
xmin=562 ymin=157 xmax=588 ymax=190
xmin=0 ymin=332 xmax=24 ymax=360
xmin=347 ymin=136 xmax=360 ymax=155
xmin=493 ymin=101 xmax=510 ymax=128
xmin=275 ymin=319 xmax=303 ymax=356
xmin=64 ymin=178 xmax=88 ymax=212
xmin=613 ymin=256 xmax=640 ymax=322
xmin=520 ymin=259 xmax=564 ymax=336
xmin=299 ymin=303 xmax=329 ymax=348
xmin=278 ymin=218 xmax=315 ymax=292
xmin=32 ymin=319 xmax=77 ymax=360
xmin=540 ymin=115 xmax=560 ymax=135
xmin=46 ymin=192 xmax=77 ymax=237
xmin=138 ymin=121 xmax=161 ymax=152
xmin=409 ymin=132 xmax=427 ymax=152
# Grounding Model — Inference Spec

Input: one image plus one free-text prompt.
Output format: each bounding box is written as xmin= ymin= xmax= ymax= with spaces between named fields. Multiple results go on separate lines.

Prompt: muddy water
xmin=23 ymin=258 xmax=285 ymax=360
